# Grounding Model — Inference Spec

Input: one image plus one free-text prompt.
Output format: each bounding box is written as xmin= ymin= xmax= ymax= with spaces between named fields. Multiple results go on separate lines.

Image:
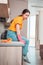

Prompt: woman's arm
xmin=16 ymin=24 xmax=25 ymax=44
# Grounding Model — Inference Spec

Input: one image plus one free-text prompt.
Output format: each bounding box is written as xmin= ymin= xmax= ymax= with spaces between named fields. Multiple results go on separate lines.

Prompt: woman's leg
xmin=22 ymin=36 xmax=29 ymax=56
xmin=22 ymin=36 xmax=30 ymax=63
xmin=7 ymin=30 xmax=29 ymax=55
xmin=7 ymin=30 xmax=18 ymax=41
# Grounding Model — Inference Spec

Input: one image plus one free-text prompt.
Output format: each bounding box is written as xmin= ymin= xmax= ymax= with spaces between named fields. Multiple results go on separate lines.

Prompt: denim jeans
xmin=7 ymin=30 xmax=29 ymax=56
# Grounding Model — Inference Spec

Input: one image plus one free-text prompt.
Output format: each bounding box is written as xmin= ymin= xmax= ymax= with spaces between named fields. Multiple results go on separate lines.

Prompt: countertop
xmin=0 ymin=41 xmax=24 ymax=47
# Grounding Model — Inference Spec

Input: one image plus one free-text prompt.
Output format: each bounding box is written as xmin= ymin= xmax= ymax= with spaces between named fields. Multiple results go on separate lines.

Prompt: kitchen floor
xmin=23 ymin=47 xmax=43 ymax=65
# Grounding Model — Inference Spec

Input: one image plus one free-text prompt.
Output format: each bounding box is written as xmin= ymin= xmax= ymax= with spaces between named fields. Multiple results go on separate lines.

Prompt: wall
xmin=39 ymin=10 xmax=43 ymax=44
xmin=8 ymin=0 xmax=28 ymax=37
xmin=35 ymin=15 xmax=40 ymax=49
xmin=0 ymin=22 xmax=5 ymax=39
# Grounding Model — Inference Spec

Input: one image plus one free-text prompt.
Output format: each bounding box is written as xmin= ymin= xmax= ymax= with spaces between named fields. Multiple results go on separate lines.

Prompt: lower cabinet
xmin=0 ymin=47 xmax=22 ymax=65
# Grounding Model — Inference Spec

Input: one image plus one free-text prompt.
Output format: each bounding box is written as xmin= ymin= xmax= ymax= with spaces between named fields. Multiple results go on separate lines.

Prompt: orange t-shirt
xmin=8 ymin=16 xmax=23 ymax=32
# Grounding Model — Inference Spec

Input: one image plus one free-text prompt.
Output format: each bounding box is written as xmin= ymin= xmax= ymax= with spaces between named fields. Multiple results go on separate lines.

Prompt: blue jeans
xmin=7 ymin=30 xmax=29 ymax=56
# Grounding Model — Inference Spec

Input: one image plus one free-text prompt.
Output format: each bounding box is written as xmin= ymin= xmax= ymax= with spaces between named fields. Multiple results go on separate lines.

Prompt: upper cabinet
xmin=0 ymin=0 xmax=10 ymax=18
xmin=0 ymin=0 xmax=8 ymax=4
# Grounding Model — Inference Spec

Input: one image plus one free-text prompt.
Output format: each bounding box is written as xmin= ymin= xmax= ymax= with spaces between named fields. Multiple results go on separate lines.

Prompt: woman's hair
xmin=22 ymin=9 xmax=30 ymax=14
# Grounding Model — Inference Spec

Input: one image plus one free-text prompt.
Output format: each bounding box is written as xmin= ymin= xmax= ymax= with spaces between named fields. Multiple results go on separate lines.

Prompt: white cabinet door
xmin=0 ymin=47 xmax=22 ymax=65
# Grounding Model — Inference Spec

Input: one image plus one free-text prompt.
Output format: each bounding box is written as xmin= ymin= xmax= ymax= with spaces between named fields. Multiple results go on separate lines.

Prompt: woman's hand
xmin=20 ymin=39 xmax=25 ymax=44
xmin=17 ymin=34 xmax=25 ymax=44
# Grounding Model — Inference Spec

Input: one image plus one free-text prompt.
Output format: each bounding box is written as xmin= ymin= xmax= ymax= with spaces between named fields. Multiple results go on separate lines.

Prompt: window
xmin=29 ymin=15 xmax=36 ymax=47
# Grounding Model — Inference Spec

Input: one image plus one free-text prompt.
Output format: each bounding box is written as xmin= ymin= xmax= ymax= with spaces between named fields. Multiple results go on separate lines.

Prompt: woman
xmin=7 ymin=9 xmax=30 ymax=63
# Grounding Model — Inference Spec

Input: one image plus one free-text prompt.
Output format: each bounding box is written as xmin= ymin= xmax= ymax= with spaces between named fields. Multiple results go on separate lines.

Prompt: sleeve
xmin=14 ymin=17 xmax=22 ymax=25
xmin=14 ymin=17 xmax=22 ymax=30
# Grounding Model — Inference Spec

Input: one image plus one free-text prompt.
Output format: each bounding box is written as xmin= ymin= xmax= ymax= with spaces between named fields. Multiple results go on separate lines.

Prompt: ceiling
xmin=29 ymin=0 xmax=43 ymax=7
xmin=28 ymin=0 xmax=43 ymax=15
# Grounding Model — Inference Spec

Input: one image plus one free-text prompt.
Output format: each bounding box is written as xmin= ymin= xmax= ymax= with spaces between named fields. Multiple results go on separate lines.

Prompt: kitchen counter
xmin=0 ymin=41 xmax=24 ymax=47
xmin=0 ymin=41 xmax=24 ymax=65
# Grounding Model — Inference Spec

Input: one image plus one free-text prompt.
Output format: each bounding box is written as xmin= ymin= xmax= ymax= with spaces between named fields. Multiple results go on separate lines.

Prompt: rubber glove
xmin=17 ymin=34 xmax=25 ymax=44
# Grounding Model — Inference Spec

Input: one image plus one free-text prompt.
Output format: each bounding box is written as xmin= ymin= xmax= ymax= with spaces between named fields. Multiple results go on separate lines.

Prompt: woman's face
xmin=23 ymin=12 xmax=30 ymax=20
